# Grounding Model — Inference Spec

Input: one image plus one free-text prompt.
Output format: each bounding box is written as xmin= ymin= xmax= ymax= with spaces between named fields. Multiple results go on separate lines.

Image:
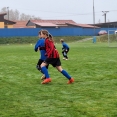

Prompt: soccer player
xmin=34 ymin=30 xmax=48 ymax=80
xmin=60 ymin=39 xmax=69 ymax=60
xmin=40 ymin=30 xmax=74 ymax=84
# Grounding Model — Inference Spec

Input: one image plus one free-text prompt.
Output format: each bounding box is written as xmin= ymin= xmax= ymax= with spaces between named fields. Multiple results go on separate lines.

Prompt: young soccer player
xmin=34 ymin=30 xmax=48 ymax=80
xmin=40 ymin=30 xmax=74 ymax=84
xmin=60 ymin=39 xmax=69 ymax=60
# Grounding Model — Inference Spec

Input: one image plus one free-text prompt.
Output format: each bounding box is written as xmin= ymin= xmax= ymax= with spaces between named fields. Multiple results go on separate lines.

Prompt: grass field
xmin=0 ymin=41 xmax=117 ymax=117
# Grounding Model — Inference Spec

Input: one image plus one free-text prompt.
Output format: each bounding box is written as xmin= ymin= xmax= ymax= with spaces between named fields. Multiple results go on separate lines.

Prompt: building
xmin=90 ymin=21 xmax=117 ymax=28
xmin=0 ymin=13 xmax=16 ymax=28
xmin=26 ymin=19 xmax=96 ymax=28
xmin=13 ymin=21 xmax=29 ymax=28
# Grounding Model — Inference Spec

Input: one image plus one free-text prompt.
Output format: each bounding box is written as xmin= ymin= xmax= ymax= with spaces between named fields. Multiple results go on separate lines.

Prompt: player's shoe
xmin=41 ymin=78 xmax=51 ymax=84
xmin=63 ymin=58 xmax=66 ymax=60
xmin=67 ymin=78 xmax=74 ymax=84
xmin=41 ymin=75 xmax=46 ymax=80
xmin=65 ymin=58 xmax=68 ymax=60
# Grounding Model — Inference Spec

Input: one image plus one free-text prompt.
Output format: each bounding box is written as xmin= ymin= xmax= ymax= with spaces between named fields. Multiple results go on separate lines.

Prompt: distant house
xmin=13 ymin=21 xmax=29 ymax=28
xmin=90 ymin=21 xmax=117 ymax=28
xmin=0 ymin=13 xmax=16 ymax=28
xmin=26 ymin=19 xmax=96 ymax=28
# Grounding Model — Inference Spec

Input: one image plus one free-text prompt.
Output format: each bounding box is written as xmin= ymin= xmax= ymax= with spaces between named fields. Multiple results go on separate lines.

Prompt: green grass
xmin=0 ymin=42 xmax=117 ymax=117
xmin=0 ymin=36 xmax=91 ymax=44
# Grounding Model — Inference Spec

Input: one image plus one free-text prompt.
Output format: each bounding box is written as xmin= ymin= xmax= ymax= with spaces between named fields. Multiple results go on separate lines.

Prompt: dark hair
xmin=38 ymin=29 xmax=44 ymax=35
xmin=48 ymin=33 xmax=54 ymax=42
xmin=41 ymin=30 xmax=49 ymax=36
xmin=38 ymin=31 xmax=41 ymax=35
xmin=49 ymin=33 xmax=52 ymax=38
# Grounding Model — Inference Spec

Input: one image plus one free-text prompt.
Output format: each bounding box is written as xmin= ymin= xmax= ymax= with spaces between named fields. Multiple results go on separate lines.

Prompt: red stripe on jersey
xmin=45 ymin=38 xmax=59 ymax=58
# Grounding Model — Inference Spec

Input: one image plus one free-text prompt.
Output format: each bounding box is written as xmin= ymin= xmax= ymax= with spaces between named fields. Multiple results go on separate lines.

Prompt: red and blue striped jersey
xmin=45 ymin=38 xmax=59 ymax=58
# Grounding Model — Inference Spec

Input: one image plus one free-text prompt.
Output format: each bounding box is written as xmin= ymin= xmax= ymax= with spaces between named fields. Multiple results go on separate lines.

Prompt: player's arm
xmin=34 ymin=40 xmax=42 ymax=52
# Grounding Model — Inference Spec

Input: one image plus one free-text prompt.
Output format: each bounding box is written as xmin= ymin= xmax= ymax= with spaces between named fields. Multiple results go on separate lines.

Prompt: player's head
xmin=38 ymin=30 xmax=42 ymax=38
xmin=49 ymin=33 xmax=52 ymax=38
xmin=40 ymin=30 xmax=49 ymax=38
xmin=60 ymin=39 xmax=64 ymax=43
xmin=48 ymin=33 xmax=54 ymax=42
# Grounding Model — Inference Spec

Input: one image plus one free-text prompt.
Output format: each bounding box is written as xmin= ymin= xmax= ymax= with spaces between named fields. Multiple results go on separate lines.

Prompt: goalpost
xmin=108 ymin=30 xmax=117 ymax=47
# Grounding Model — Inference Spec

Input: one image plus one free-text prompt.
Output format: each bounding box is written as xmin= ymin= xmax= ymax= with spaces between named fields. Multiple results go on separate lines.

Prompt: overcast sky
xmin=0 ymin=0 xmax=117 ymax=24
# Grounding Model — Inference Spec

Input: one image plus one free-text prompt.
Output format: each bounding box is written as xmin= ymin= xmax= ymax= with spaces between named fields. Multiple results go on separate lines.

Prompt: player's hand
xmin=38 ymin=47 xmax=40 ymax=51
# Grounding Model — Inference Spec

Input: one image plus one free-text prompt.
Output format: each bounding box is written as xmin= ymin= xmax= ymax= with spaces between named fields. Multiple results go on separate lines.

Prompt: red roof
xmin=13 ymin=21 xmax=28 ymax=28
xmin=14 ymin=19 xmax=98 ymax=28
xmin=66 ymin=22 xmax=99 ymax=28
xmin=34 ymin=22 xmax=58 ymax=27
xmin=27 ymin=20 xmax=96 ymax=28
xmin=77 ymin=23 xmax=98 ymax=28
xmin=30 ymin=19 xmax=76 ymax=25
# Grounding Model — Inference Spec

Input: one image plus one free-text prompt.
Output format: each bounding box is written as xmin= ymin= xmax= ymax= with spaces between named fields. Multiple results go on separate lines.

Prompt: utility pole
xmin=7 ymin=7 xmax=9 ymax=27
xmin=102 ymin=11 xmax=109 ymax=23
xmin=92 ymin=0 xmax=96 ymax=43
xmin=93 ymin=0 xmax=95 ymax=36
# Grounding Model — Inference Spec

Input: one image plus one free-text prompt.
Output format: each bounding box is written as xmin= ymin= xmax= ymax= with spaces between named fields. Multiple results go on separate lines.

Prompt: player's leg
xmin=62 ymin=50 xmax=66 ymax=60
xmin=36 ymin=59 xmax=46 ymax=80
xmin=36 ymin=59 xmax=42 ymax=71
xmin=56 ymin=66 xmax=74 ymax=84
xmin=64 ymin=49 xmax=69 ymax=60
xmin=64 ymin=51 xmax=68 ymax=59
xmin=55 ymin=58 xmax=74 ymax=84
xmin=41 ymin=60 xmax=51 ymax=84
xmin=41 ymin=64 xmax=49 ymax=80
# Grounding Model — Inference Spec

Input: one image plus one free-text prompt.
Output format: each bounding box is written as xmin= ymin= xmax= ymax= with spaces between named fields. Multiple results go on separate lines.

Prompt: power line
xmin=9 ymin=7 xmax=117 ymax=16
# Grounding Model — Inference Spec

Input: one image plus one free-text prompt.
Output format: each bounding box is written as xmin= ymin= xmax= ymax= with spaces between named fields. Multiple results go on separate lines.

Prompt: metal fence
xmin=1 ymin=27 xmax=115 ymax=37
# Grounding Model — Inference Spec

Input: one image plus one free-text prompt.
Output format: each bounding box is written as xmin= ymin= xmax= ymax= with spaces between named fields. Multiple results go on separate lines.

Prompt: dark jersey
xmin=45 ymin=38 xmax=59 ymax=58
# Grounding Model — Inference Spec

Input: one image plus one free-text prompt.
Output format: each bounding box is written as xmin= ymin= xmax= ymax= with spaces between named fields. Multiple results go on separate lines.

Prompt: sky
xmin=0 ymin=0 xmax=117 ymax=24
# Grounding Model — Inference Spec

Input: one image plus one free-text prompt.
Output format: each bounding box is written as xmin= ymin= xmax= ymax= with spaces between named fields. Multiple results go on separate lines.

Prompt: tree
xmin=0 ymin=7 xmax=41 ymax=21
xmin=10 ymin=9 xmax=20 ymax=20
xmin=20 ymin=13 xmax=31 ymax=21
xmin=0 ymin=7 xmax=8 ymax=19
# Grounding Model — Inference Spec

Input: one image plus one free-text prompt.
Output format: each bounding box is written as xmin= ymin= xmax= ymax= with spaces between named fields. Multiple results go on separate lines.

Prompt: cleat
xmin=41 ymin=78 xmax=51 ymax=84
xmin=65 ymin=59 xmax=68 ymax=60
xmin=41 ymin=75 xmax=46 ymax=80
xmin=63 ymin=58 xmax=66 ymax=60
xmin=67 ymin=78 xmax=74 ymax=84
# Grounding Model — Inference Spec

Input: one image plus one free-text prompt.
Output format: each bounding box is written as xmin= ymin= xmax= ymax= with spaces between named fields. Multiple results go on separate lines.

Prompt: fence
xmin=101 ymin=28 xmax=117 ymax=34
xmin=0 ymin=27 xmax=101 ymax=37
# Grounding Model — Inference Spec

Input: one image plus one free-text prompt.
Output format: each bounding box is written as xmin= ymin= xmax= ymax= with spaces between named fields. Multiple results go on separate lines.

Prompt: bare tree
xmin=9 ymin=9 xmax=15 ymax=20
xmin=1 ymin=7 xmax=7 ymax=13
xmin=0 ymin=7 xmax=7 ymax=19
xmin=20 ymin=13 xmax=30 ymax=21
xmin=14 ymin=10 xmax=20 ymax=20
xmin=0 ymin=7 xmax=41 ymax=21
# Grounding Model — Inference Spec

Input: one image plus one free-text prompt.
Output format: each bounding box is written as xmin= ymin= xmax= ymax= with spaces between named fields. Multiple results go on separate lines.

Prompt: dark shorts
xmin=37 ymin=59 xmax=49 ymax=69
xmin=44 ymin=58 xmax=61 ymax=67
xmin=62 ymin=48 xmax=69 ymax=54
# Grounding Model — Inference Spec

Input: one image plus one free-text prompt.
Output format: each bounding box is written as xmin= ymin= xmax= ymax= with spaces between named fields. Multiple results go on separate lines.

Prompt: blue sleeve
xmin=63 ymin=43 xmax=69 ymax=49
xmin=62 ymin=43 xmax=65 ymax=48
xmin=34 ymin=39 xmax=42 ymax=52
xmin=63 ymin=44 xmax=65 ymax=48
